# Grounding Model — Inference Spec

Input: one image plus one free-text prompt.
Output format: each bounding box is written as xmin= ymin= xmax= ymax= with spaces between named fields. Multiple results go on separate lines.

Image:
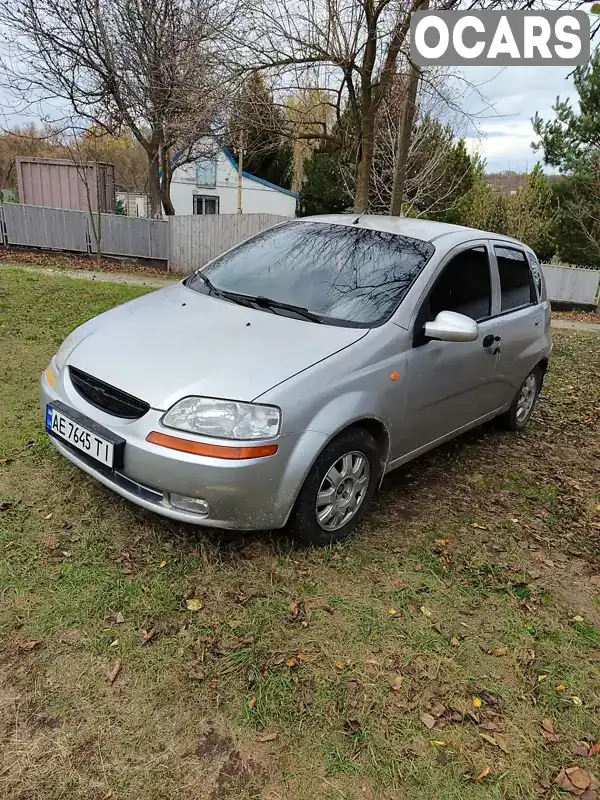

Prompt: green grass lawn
xmin=1 ymin=267 xmax=600 ymax=800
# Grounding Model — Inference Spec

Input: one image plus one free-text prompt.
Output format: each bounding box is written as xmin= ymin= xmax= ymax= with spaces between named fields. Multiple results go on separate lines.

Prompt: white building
xmin=169 ymin=147 xmax=298 ymax=217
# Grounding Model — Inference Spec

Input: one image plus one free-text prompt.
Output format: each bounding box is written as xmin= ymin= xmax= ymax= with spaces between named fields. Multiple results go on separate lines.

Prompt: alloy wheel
xmin=516 ymin=373 xmax=538 ymax=424
xmin=315 ymin=450 xmax=370 ymax=531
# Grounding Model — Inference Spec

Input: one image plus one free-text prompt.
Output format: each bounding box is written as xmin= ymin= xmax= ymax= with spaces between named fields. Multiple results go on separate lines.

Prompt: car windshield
xmin=185 ymin=221 xmax=435 ymax=327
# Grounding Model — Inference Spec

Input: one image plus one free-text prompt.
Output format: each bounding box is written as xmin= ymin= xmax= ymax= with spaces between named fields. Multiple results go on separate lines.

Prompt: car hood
xmin=67 ymin=283 xmax=368 ymax=409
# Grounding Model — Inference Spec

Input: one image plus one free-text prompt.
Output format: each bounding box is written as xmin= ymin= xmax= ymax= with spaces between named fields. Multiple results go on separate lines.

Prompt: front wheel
xmin=286 ymin=428 xmax=381 ymax=546
xmin=496 ymin=366 xmax=542 ymax=431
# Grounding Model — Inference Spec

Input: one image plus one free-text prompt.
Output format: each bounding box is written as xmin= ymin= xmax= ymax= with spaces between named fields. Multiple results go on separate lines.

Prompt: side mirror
xmin=424 ymin=310 xmax=479 ymax=343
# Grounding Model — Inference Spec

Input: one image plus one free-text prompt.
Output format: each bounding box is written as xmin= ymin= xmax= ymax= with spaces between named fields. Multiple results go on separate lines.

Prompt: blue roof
xmin=221 ymin=147 xmax=299 ymax=199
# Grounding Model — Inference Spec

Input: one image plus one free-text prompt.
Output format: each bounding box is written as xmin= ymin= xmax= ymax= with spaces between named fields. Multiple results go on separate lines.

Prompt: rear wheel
xmin=496 ymin=366 xmax=542 ymax=431
xmin=286 ymin=428 xmax=381 ymax=546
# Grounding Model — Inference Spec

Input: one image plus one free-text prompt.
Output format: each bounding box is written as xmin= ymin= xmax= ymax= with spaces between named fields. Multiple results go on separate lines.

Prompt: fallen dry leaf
xmin=159 ymin=560 xmax=167 ymax=568
xmin=258 ymin=732 xmax=279 ymax=742
xmin=571 ymin=742 xmax=591 ymax=758
xmin=107 ymin=659 xmax=122 ymax=685
xmin=484 ymin=647 xmax=508 ymax=656
xmin=480 ymin=721 xmax=504 ymax=733
xmin=287 ymin=656 xmax=297 ymax=668
xmin=556 ymin=766 xmax=598 ymax=796
xmin=471 ymin=522 xmax=487 ymax=529
xmin=248 ymin=696 xmax=256 ymax=710
xmin=388 ymin=608 xmax=403 ymax=618
xmin=572 ymin=696 xmax=583 ymax=707
xmin=289 ymin=600 xmax=299 ymax=620
xmin=186 ymin=598 xmax=203 ymax=612
xmin=450 ymin=636 xmax=460 ymax=647
xmin=420 ymin=606 xmax=432 ymax=617
xmin=141 ymin=626 xmax=158 ymax=645
xmin=573 ymin=616 xmax=585 ymax=623
xmin=43 ymin=512 xmax=53 ymax=520
xmin=473 ymin=767 xmax=490 ymax=783
xmin=297 ymin=652 xmax=309 ymax=662
xmin=429 ymin=740 xmax=446 ymax=748
xmin=390 ymin=675 xmax=404 ymax=692
xmin=480 ymin=732 xmax=508 ymax=752
xmin=589 ymin=744 xmax=600 ymax=758
xmin=541 ymin=718 xmax=560 ymax=743
xmin=473 ymin=696 xmax=483 ymax=709
xmin=420 ymin=712 xmax=436 ymax=730
xmin=556 ymin=684 xmax=567 ymax=692
xmin=19 ymin=640 xmax=41 ymax=651
xmin=115 ymin=611 xmax=125 ymax=624
xmin=334 ymin=660 xmax=347 ymax=670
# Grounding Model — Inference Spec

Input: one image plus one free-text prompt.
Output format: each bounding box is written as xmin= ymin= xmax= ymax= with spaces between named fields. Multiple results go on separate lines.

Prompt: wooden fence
xmin=0 ymin=202 xmax=598 ymax=307
xmin=0 ymin=204 xmax=286 ymax=272
xmin=89 ymin=213 xmax=169 ymax=261
xmin=168 ymin=213 xmax=286 ymax=272
xmin=540 ymin=263 xmax=600 ymax=306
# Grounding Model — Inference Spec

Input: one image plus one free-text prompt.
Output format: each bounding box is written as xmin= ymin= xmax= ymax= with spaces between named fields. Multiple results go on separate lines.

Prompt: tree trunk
xmin=389 ymin=63 xmax=420 ymax=216
xmin=354 ymin=111 xmax=374 ymax=213
xmin=148 ymin=152 xmax=163 ymax=219
xmin=159 ymin=145 xmax=175 ymax=215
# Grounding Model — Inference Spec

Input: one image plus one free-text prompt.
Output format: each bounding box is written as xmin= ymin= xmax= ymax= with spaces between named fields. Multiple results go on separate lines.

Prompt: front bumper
xmin=41 ymin=370 xmax=327 ymax=529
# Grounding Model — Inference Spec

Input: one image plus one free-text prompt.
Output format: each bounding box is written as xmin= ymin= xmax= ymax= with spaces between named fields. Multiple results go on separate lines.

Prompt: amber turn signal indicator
xmin=146 ymin=431 xmax=278 ymax=460
xmin=45 ymin=364 xmax=57 ymax=388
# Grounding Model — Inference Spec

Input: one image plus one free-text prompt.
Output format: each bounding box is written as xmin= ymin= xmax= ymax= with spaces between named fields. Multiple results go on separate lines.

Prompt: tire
xmin=286 ymin=427 xmax=382 ymax=547
xmin=496 ymin=365 xmax=542 ymax=431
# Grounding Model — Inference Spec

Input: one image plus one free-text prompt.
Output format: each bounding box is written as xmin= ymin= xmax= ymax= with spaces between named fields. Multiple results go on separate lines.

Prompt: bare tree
xmin=232 ymin=0 xmax=589 ymax=212
xmin=0 ymin=0 xmax=236 ymax=217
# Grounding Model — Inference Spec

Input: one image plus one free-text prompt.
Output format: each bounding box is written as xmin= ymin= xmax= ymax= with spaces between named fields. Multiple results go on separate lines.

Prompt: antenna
xmin=352 ymin=207 xmax=367 ymax=225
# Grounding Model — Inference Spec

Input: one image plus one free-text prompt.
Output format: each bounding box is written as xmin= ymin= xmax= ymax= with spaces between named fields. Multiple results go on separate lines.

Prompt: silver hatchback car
xmin=41 ymin=216 xmax=551 ymax=545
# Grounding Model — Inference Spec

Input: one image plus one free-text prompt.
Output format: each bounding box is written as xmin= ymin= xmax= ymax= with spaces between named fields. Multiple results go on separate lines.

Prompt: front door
xmin=400 ymin=242 xmax=504 ymax=458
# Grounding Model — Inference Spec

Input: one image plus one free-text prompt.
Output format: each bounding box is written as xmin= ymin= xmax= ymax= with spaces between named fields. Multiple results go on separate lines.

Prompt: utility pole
xmin=237 ymin=127 xmax=244 ymax=213
xmin=389 ymin=0 xmax=428 ymax=216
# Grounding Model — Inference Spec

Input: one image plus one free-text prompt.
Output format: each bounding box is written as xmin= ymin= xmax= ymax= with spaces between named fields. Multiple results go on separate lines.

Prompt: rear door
xmin=491 ymin=243 xmax=549 ymax=406
xmin=400 ymin=240 xmax=504 ymax=457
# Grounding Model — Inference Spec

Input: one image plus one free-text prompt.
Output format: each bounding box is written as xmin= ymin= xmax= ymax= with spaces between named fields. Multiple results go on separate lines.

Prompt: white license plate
xmin=46 ymin=405 xmax=115 ymax=467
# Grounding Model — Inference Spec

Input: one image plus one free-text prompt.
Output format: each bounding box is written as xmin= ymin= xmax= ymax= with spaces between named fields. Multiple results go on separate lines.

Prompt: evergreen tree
xmin=226 ymin=74 xmax=293 ymax=189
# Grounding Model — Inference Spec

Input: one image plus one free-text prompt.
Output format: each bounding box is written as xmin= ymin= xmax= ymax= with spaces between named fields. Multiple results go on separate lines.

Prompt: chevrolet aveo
xmin=41 ymin=216 xmax=551 ymax=545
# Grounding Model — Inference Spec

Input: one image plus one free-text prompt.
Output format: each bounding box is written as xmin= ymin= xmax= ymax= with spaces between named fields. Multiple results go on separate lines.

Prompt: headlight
xmin=53 ymin=329 xmax=82 ymax=373
xmin=162 ymin=397 xmax=281 ymax=440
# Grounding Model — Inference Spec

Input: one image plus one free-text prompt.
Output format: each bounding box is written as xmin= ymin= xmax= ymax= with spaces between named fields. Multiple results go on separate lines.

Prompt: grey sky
xmin=459 ymin=64 xmax=578 ymax=172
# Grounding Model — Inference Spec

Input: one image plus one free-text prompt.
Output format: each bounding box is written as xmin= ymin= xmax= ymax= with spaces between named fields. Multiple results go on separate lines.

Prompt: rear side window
xmin=526 ymin=251 xmax=543 ymax=298
xmin=495 ymin=246 xmax=536 ymax=311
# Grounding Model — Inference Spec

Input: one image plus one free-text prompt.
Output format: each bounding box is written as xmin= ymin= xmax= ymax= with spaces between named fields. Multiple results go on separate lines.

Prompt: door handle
xmin=534 ymin=317 xmax=542 ymax=326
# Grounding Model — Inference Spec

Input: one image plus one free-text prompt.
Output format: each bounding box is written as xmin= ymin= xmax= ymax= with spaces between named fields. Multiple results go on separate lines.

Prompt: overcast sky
xmin=458 ymin=64 xmax=578 ymax=173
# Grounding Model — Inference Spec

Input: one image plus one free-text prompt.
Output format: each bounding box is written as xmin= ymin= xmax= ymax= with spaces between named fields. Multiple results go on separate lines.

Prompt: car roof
xmin=300 ymin=214 xmax=527 ymax=248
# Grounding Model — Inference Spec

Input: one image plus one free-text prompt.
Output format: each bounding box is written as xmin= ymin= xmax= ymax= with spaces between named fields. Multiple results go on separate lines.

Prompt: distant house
xmin=169 ymin=147 xmax=298 ymax=218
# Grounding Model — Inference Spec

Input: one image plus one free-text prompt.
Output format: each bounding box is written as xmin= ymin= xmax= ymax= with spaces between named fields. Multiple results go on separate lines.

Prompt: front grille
xmin=69 ymin=366 xmax=150 ymax=420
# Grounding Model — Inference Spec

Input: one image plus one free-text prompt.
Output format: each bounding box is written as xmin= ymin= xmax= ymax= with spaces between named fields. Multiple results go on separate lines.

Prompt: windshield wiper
xmin=251 ymin=295 xmax=324 ymax=324
xmin=193 ymin=273 xmax=254 ymax=308
xmin=191 ymin=274 xmax=323 ymax=322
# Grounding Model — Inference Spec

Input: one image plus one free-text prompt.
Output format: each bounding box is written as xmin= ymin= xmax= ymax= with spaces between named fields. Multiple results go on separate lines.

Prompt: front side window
xmin=495 ymin=246 xmax=536 ymax=311
xmin=428 ymin=246 xmax=492 ymax=322
xmin=185 ymin=221 xmax=435 ymax=327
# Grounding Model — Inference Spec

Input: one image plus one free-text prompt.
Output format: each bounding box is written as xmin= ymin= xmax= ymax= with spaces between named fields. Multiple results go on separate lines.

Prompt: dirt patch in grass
xmin=1 ymin=267 xmax=600 ymax=799
xmin=552 ymin=309 xmax=600 ymax=324
xmin=0 ymin=246 xmax=173 ymax=277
